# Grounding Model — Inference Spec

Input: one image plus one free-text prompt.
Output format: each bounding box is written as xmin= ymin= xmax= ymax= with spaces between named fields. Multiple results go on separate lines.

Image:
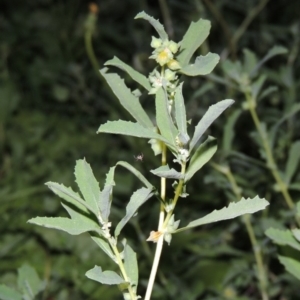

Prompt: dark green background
xmin=1 ymin=0 xmax=300 ymax=299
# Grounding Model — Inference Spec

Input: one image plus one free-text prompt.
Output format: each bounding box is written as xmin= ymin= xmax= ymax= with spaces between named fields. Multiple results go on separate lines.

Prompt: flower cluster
xmin=149 ymin=37 xmax=180 ymax=69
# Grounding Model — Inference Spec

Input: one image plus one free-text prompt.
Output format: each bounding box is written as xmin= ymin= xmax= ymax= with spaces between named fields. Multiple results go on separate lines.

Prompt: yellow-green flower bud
xmin=150 ymin=36 xmax=162 ymax=48
xmin=168 ymin=40 xmax=179 ymax=53
xmin=164 ymin=69 xmax=176 ymax=81
xmin=167 ymin=59 xmax=181 ymax=70
xmin=156 ymin=48 xmax=173 ymax=66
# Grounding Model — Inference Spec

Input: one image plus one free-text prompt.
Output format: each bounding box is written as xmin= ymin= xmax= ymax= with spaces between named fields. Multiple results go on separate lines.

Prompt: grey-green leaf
xmin=177 ymin=18 xmax=211 ymax=67
xmin=135 ymin=11 xmax=168 ymax=41
xmin=124 ymin=244 xmax=139 ymax=287
xmin=243 ymin=49 xmax=258 ymax=76
xmin=265 ymin=228 xmax=300 ymax=251
xmin=86 ymin=266 xmax=126 ymax=285
xmin=91 ymin=236 xmax=115 ymax=261
xmin=28 ymin=203 xmax=99 ymax=235
xmin=0 ymin=285 xmax=22 ymax=300
xmin=251 ymin=74 xmax=267 ymax=100
xmin=115 ymin=188 xmax=153 ymax=237
xmin=99 ymin=185 xmax=113 ymax=222
xmin=292 ymin=229 xmax=300 ymax=243
xmin=179 ymin=53 xmax=219 ymax=76
xmin=284 ymin=141 xmax=300 ymax=184
xmin=185 ymin=136 xmax=217 ymax=182
xmin=100 ymin=68 xmax=153 ymax=129
xmin=74 ymin=159 xmax=100 ymax=215
xmin=45 ymin=182 xmax=92 ymax=214
xmin=174 ymin=83 xmax=188 ymax=135
xmin=116 ymin=161 xmax=154 ymax=189
xmin=17 ymin=264 xmax=44 ymax=300
xmin=176 ymin=196 xmax=269 ymax=232
xmin=151 ymin=165 xmax=184 ymax=179
xmin=222 ymin=109 xmax=242 ymax=152
xmin=105 ymin=56 xmax=151 ymax=91
xmin=98 ymin=120 xmax=171 ymax=147
xmin=278 ymin=256 xmax=300 ymax=281
xmin=251 ymin=46 xmax=288 ymax=75
xmin=155 ymin=87 xmax=178 ymax=149
xmin=190 ymin=99 xmax=234 ymax=151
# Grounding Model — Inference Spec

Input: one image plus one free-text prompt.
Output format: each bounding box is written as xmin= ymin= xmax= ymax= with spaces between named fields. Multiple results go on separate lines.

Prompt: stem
xmin=225 ymin=166 xmax=268 ymax=300
xmin=84 ymin=24 xmax=103 ymax=82
xmin=163 ymin=162 xmax=186 ymax=227
xmin=110 ymin=239 xmax=137 ymax=300
xmin=211 ymin=162 xmax=269 ymax=300
xmin=144 ymin=144 xmax=167 ymax=300
xmin=144 ymin=234 xmax=164 ymax=300
xmin=230 ymin=0 xmax=270 ymax=57
xmin=244 ymin=91 xmax=295 ymax=211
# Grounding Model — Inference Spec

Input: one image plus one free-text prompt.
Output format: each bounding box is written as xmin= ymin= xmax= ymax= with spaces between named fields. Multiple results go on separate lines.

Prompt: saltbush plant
xmin=21 ymin=12 xmax=269 ymax=300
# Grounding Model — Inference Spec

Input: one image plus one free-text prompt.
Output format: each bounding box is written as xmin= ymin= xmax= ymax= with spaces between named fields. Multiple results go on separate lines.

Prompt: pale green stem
xmin=244 ymin=91 xmax=295 ymax=211
xmin=145 ymin=151 xmax=186 ymax=300
xmin=144 ymin=143 xmax=167 ymax=300
xmin=163 ymin=162 xmax=186 ymax=227
xmin=144 ymin=234 xmax=164 ymax=300
xmin=84 ymin=26 xmax=103 ymax=82
xmin=110 ymin=240 xmax=137 ymax=300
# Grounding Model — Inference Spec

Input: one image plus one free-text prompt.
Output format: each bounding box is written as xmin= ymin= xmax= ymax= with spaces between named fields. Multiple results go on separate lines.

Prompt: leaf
xmin=45 ymin=182 xmax=93 ymax=215
xmin=284 ymin=141 xmax=300 ymax=184
xmin=124 ymin=244 xmax=139 ymax=287
xmin=104 ymin=56 xmax=151 ymax=91
xmin=17 ymin=264 xmax=44 ymax=300
xmin=185 ymin=136 xmax=217 ymax=182
xmin=86 ymin=266 xmax=126 ymax=285
xmin=74 ymin=159 xmax=100 ymax=215
xmin=135 ymin=11 xmax=168 ymax=41
xmin=292 ymin=229 xmax=300 ymax=243
xmin=28 ymin=204 xmax=100 ymax=235
xmin=242 ymin=49 xmax=258 ymax=76
xmin=116 ymin=161 xmax=154 ymax=189
xmin=100 ymin=68 xmax=153 ymax=129
xmin=251 ymin=74 xmax=267 ymax=100
xmin=251 ymin=46 xmax=288 ymax=76
xmin=265 ymin=228 xmax=300 ymax=251
xmin=99 ymin=185 xmax=113 ymax=223
xmin=270 ymin=103 xmax=300 ymax=147
xmin=278 ymin=256 xmax=300 ymax=281
xmin=189 ymin=99 xmax=234 ymax=151
xmin=258 ymin=86 xmax=278 ymax=102
xmin=179 ymin=53 xmax=220 ymax=76
xmin=0 ymin=285 xmax=22 ymax=300
xmin=91 ymin=236 xmax=115 ymax=261
xmin=176 ymin=196 xmax=269 ymax=232
xmin=174 ymin=83 xmax=188 ymax=135
xmin=151 ymin=165 xmax=184 ymax=179
xmin=221 ymin=60 xmax=242 ymax=82
xmin=155 ymin=87 xmax=178 ymax=148
xmin=98 ymin=166 xmax=116 ymax=223
xmin=115 ymin=188 xmax=153 ymax=237
xmin=222 ymin=109 xmax=242 ymax=152
xmin=177 ymin=18 xmax=211 ymax=67
xmin=97 ymin=120 xmax=172 ymax=147
xmin=297 ymin=201 xmax=300 ymax=216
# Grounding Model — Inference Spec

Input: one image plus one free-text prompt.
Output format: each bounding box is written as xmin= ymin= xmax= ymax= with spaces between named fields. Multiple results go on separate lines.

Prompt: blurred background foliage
xmin=1 ymin=0 xmax=300 ymax=299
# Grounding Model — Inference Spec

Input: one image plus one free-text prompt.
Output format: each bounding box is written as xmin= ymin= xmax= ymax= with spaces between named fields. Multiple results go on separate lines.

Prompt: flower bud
xmin=168 ymin=40 xmax=179 ymax=53
xmin=167 ymin=59 xmax=181 ymax=70
xmin=150 ymin=36 xmax=162 ymax=48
